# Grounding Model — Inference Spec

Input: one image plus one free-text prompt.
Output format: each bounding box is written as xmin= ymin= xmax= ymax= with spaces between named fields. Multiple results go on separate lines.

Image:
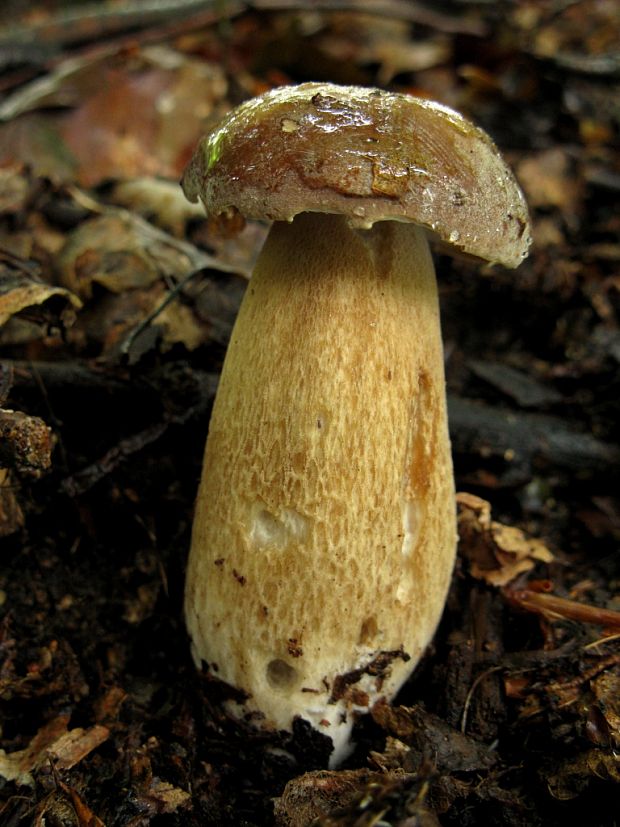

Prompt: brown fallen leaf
xmin=372 ymin=700 xmax=496 ymax=774
xmin=319 ymin=17 xmax=450 ymax=86
xmin=55 ymin=212 xmax=198 ymax=298
xmin=0 ymin=162 xmax=30 ymax=214
xmin=0 ymin=261 xmax=81 ymax=328
xmin=0 ymin=407 xmax=52 ymax=535
xmin=274 ymin=768 xmax=400 ymax=827
xmin=546 ymin=749 xmax=620 ymax=801
xmin=457 ymin=492 xmax=554 ymax=587
xmin=110 ymin=177 xmax=206 ymax=237
xmin=55 ymin=206 xmax=246 ymax=360
xmin=48 ymin=725 xmax=110 ymax=772
xmin=517 ymin=148 xmax=583 ymax=218
xmin=62 ymin=48 xmax=228 ymax=186
xmin=93 ymin=685 xmax=128 ymax=726
xmin=0 ymin=715 xmax=109 ymax=787
xmin=590 ymin=668 xmax=620 ymax=749
xmin=134 ymin=778 xmax=191 ymax=816
xmin=76 ymin=283 xmax=206 ymax=360
xmin=34 ymin=781 xmax=106 ymax=827
xmin=0 ymin=716 xmax=70 ymax=786
xmin=0 ymin=46 xmax=228 ymax=187
xmin=128 ymin=741 xmax=190 ymax=817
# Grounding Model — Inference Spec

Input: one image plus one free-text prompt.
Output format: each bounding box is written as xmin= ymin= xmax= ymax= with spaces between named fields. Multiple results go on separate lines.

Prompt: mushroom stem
xmin=185 ymin=211 xmax=456 ymax=764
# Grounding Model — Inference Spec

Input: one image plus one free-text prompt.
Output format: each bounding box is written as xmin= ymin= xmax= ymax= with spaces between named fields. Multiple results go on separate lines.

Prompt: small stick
xmin=504 ymin=588 xmax=620 ymax=629
xmin=460 ymin=665 xmax=503 ymax=734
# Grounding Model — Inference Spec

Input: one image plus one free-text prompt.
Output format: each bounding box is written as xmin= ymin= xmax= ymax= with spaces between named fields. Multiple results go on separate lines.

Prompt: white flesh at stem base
xmin=185 ymin=211 xmax=457 ymax=766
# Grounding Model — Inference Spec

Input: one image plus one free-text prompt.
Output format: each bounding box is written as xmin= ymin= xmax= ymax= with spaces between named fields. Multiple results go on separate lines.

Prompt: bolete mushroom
xmin=181 ymin=83 xmax=530 ymax=765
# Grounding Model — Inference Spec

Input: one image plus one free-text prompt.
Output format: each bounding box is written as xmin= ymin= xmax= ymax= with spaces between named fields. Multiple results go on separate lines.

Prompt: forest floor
xmin=0 ymin=2 xmax=618 ymax=825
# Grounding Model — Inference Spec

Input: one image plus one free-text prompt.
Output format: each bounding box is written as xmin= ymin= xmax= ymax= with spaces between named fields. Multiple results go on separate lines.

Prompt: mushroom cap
xmin=182 ymin=83 xmax=531 ymax=268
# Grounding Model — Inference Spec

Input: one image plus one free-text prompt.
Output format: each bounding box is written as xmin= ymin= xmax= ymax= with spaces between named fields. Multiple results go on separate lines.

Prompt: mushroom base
xmin=185 ymin=212 xmax=457 ymax=766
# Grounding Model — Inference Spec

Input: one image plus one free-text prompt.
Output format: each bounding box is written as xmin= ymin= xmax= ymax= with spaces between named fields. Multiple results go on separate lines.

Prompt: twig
xmin=448 ymin=396 xmax=620 ymax=477
xmin=584 ymin=632 xmax=620 ymax=651
xmin=546 ymin=653 xmax=620 ymax=694
xmin=1 ymin=0 xmax=485 ymax=49
xmin=66 ymin=194 xmax=227 ymax=274
xmin=118 ymin=268 xmax=204 ymax=358
xmin=59 ymin=420 xmax=169 ymax=497
xmin=0 ymin=0 xmax=235 ymax=47
xmin=460 ymin=666 xmax=503 ymax=734
xmin=504 ymin=588 xmax=620 ymax=629
xmin=57 ymin=370 xmax=218 ymax=497
xmin=0 ymin=2 xmax=244 ymax=95
xmin=251 ymin=0 xmax=487 ymax=34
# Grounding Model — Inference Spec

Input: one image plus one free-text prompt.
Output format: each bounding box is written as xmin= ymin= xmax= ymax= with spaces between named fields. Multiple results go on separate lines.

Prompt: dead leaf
xmin=110 ymin=178 xmax=205 ymax=237
xmin=62 ymin=782 xmax=107 ymax=827
xmin=62 ymin=65 xmax=171 ymax=185
xmin=457 ymin=492 xmax=554 ymax=587
xmin=0 ymin=262 xmax=81 ymax=328
xmin=546 ymin=749 xmax=620 ymax=800
xmin=73 ymin=282 xmax=206 ymax=360
xmin=372 ymin=701 xmax=496 ymax=773
xmin=0 ymin=716 xmax=109 ymax=787
xmin=34 ymin=781 xmax=106 ymax=827
xmin=0 ymin=113 xmax=79 ymax=181
xmin=320 ymin=18 xmax=450 ymax=85
xmin=0 ymin=54 xmax=110 ymax=121
xmin=0 ymin=46 xmax=228 ymax=187
xmin=60 ymin=47 xmax=227 ymax=186
xmin=135 ymin=778 xmax=191 ymax=815
xmin=93 ymin=686 xmax=128 ymax=726
xmin=0 ymin=715 xmax=70 ymax=786
xmin=274 ymin=768 xmax=390 ymax=827
xmin=517 ymin=148 xmax=583 ymax=217
xmin=591 ymin=669 xmax=620 ymax=748
xmin=49 ymin=726 xmax=110 ymax=771
xmin=56 ymin=209 xmax=242 ymax=358
xmin=55 ymin=212 xmax=196 ymax=298
xmin=0 ymin=162 xmax=30 ymax=214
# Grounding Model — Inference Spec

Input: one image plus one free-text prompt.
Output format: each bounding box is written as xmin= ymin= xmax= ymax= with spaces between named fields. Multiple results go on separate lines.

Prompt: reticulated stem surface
xmin=185 ymin=212 xmax=456 ymax=763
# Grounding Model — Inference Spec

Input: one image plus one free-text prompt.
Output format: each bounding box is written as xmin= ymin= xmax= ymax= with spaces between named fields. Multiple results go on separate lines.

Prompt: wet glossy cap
xmin=182 ymin=83 xmax=531 ymax=268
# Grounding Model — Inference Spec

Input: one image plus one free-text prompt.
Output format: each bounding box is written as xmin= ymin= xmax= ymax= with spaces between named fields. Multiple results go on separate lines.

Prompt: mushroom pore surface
xmin=185 ymin=212 xmax=456 ymax=765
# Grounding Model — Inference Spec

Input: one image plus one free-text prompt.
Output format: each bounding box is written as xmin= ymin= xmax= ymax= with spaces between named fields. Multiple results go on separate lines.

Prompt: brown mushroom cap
xmin=182 ymin=82 xmax=531 ymax=268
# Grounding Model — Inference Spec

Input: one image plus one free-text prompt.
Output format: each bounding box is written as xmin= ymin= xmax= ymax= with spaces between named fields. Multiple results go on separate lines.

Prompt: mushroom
xmin=181 ymin=83 xmax=530 ymax=765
